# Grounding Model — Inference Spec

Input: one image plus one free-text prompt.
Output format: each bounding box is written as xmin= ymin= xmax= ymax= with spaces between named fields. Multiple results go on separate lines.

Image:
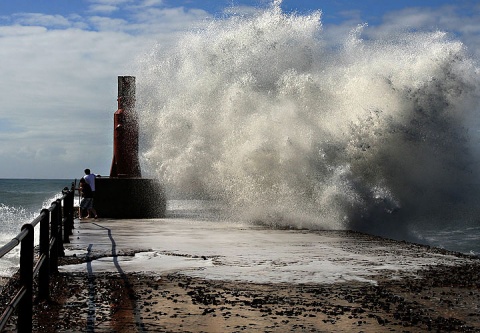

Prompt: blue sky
xmin=0 ymin=0 xmax=479 ymax=178
xmin=2 ymin=1 xmax=476 ymax=26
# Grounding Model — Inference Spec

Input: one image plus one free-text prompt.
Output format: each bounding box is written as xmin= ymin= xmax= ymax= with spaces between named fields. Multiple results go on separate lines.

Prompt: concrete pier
xmin=33 ymin=217 xmax=480 ymax=332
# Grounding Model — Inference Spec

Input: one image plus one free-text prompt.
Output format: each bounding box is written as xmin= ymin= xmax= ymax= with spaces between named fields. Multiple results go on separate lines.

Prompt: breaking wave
xmin=136 ymin=1 xmax=480 ymax=242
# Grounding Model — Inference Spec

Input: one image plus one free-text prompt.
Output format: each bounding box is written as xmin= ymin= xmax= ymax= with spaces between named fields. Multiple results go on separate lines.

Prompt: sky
xmin=0 ymin=0 xmax=479 ymax=179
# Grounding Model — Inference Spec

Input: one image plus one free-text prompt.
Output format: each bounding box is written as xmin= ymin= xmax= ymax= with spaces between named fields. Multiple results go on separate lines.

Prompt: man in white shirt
xmin=83 ymin=168 xmax=99 ymax=218
xmin=83 ymin=168 xmax=97 ymax=192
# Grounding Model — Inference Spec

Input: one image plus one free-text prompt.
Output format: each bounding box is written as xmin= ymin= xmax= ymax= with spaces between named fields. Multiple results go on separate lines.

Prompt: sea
xmin=0 ymin=179 xmax=74 ymax=277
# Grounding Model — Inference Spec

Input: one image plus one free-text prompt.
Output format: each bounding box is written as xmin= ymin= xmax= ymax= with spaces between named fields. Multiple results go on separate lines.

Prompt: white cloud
xmin=87 ymin=0 xmax=134 ymax=14
xmin=0 ymin=8 xmax=199 ymax=178
xmin=11 ymin=13 xmax=72 ymax=28
xmin=91 ymin=0 xmax=132 ymax=4
xmin=0 ymin=24 xmax=46 ymax=36
xmin=131 ymin=7 xmax=211 ymax=30
xmin=376 ymin=6 xmax=480 ymax=54
xmin=88 ymin=15 xmax=128 ymax=31
xmin=88 ymin=4 xmax=119 ymax=14
xmin=143 ymin=0 xmax=164 ymax=6
xmin=128 ymin=0 xmax=164 ymax=10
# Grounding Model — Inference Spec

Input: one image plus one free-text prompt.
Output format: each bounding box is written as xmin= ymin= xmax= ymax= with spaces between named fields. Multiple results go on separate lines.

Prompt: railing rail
xmin=0 ymin=183 xmax=75 ymax=333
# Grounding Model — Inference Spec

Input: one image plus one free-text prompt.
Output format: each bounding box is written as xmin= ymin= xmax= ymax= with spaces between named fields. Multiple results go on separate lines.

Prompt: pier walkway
xmin=32 ymin=218 xmax=480 ymax=332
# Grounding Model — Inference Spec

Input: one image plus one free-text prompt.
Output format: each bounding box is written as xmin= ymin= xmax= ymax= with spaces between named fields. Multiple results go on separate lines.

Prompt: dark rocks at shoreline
xmin=0 ymin=261 xmax=470 ymax=332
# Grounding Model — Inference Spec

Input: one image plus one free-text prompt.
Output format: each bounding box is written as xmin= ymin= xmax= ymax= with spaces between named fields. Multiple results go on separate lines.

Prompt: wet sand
xmin=18 ymin=262 xmax=480 ymax=332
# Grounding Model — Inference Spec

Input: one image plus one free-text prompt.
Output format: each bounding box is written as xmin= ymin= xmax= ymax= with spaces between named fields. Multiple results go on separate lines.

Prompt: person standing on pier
xmin=83 ymin=168 xmax=97 ymax=192
xmin=78 ymin=178 xmax=97 ymax=220
xmin=83 ymin=168 xmax=99 ymax=218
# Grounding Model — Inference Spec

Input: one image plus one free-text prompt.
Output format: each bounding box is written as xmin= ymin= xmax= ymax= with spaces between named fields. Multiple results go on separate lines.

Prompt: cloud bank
xmin=0 ymin=1 xmax=211 ymax=178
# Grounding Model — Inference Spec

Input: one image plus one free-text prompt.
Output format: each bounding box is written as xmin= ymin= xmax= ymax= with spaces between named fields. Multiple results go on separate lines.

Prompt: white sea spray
xmin=135 ymin=2 xmax=480 ymax=241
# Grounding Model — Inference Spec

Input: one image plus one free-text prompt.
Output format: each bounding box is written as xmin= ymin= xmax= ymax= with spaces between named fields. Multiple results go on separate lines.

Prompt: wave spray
xmin=136 ymin=2 xmax=480 ymax=243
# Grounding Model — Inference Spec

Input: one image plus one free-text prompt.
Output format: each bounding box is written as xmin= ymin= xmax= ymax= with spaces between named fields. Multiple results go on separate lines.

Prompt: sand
xmin=0 ymin=259 xmax=474 ymax=332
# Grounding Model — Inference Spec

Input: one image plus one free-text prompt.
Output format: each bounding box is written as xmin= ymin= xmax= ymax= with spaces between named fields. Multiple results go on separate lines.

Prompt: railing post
xmin=68 ymin=183 xmax=75 ymax=234
xmin=55 ymin=199 xmax=65 ymax=257
xmin=63 ymin=189 xmax=74 ymax=243
xmin=38 ymin=209 xmax=50 ymax=300
xmin=18 ymin=224 xmax=34 ymax=333
xmin=50 ymin=202 xmax=59 ymax=273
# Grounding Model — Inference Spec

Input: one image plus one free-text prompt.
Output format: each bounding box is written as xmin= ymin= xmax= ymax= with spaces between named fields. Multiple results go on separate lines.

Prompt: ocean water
xmin=0 ymin=179 xmax=74 ymax=277
xmin=135 ymin=2 xmax=480 ymax=255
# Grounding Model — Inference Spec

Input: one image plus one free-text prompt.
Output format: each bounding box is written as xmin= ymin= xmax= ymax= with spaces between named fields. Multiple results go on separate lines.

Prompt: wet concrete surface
xmin=1 ymin=218 xmax=478 ymax=332
xmin=61 ymin=218 xmax=477 ymax=285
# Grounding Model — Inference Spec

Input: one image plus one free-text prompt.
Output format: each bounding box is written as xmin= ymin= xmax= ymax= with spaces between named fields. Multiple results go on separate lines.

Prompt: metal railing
xmin=0 ymin=184 xmax=74 ymax=333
